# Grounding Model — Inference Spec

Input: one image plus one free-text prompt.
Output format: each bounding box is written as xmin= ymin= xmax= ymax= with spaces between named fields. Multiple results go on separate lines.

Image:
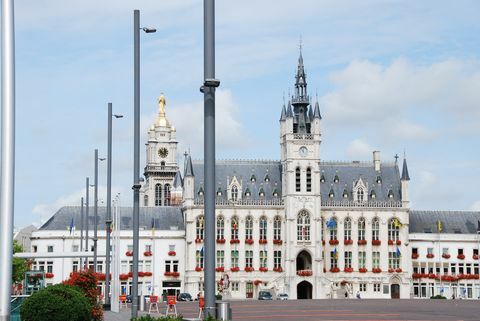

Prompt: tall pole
xmin=203 ymin=0 xmax=218 ymax=317
xmin=93 ymin=149 xmax=99 ymax=272
xmin=105 ymin=102 xmax=113 ymax=307
xmin=131 ymin=9 xmax=141 ymax=318
xmin=85 ymin=177 xmax=90 ymax=269
xmin=80 ymin=197 xmax=84 ymax=267
xmin=0 ymin=0 xmax=15 ymax=319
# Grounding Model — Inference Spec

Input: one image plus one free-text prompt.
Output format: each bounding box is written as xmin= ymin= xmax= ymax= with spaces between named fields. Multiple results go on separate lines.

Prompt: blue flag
xmin=396 ymin=246 xmax=401 ymax=257
xmin=326 ymin=218 xmax=337 ymax=229
xmin=200 ymin=247 xmax=204 ymax=257
xmin=69 ymin=217 xmax=75 ymax=235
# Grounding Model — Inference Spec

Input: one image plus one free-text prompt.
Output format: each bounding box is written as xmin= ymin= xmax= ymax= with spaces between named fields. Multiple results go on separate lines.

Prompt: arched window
xmin=372 ymin=217 xmax=380 ymax=241
xmin=231 ymin=217 xmax=239 ymax=240
xmin=245 ymin=216 xmax=253 ymax=240
xmin=164 ymin=184 xmax=171 ymax=206
xmin=306 ymin=167 xmax=312 ymax=192
xmin=328 ymin=217 xmax=338 ymax=241
xmin=155 ymin=184 xmax=162 ymax=206
xmin=357 ymin=189 xmax=364 ymax=201
xmin=144 ymin=195 xmax=149 ymax=206
xmin=231 ymin=185 xmax=238 ymax=201
xmin=259 ymin=217 xmax=267 ymax=241
xmin=196 ymin=216 xmax=204 ymax=241
xmin=295 ymin=167 xmax=301 ymax=192
xmin=344 ymin=217 xmax=352 ymax=241
xmin=358 ymin=217 xmax=366 ymax=241
xmin=297 ymin=210 xmax=310 ymax=241
xmin=273 ymin=216 xmax=281 ymax=241
xmin=388 ymin=218 xmax=400 ymax=241
xmin=216 ymin=216 xmax=225 ymax=240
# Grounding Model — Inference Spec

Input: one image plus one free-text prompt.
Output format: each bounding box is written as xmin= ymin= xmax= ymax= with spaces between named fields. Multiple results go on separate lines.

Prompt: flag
xmin=200 ymin=247 xmax=204 ymax=257
xmin=326 ymin=218 xmax=337 ymax=229
xmin=437 ymin=220 xmax=442 ymax=233
xmin=396 ymin=246 xmax=401 ymax=257
xmin=477 ymin=220 xmax=480 ymax=233
xmin=333 ymin=248 xmax=338 ymax=259
xmin=151 ymin=218 xmax=155 ymax=236
xmin=69 ymin=217 xmax=75 ymax=235
xmin=393 ymin=218 xmax=403 ymax=228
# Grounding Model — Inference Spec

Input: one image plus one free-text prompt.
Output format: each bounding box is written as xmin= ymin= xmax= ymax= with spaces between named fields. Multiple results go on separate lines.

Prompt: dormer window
xmin=376 ymin=176 xmax=382 ymax=184
xmin=198 ymin=187 xmax=204 ymax=196
xmin=342 ymin=189 xmax=348 ymax=198
xmin=388 ymin=190 xmax=394 ymax=198
xmin=370 ymin=190 xmax=376 ymax=199
xmin=259 ymin=188 xmax=265 ymax=197
xmin=244 ymin=188 xmax=251 ymax=197
xmin=334 ymin=174 xmax=339 ymax=183
xmin=250 ymin=175 xmax=256 ymax=182
xmin=217 ymin=188 xmax=223 ymax=197
xmin=328 ymin=188 xmax=334 ymax=198
xmin=320 ymin=174 xmax=325 ymax=183
xmin=264 ymin=174 xmax=270 ymax=182
xmin=357 ymin=189 xmax=364 ymax=201
xmin=272 ymin=188 xmax=279 ymax=197
xmin=231 ymin=185 xmax=238 ymax=201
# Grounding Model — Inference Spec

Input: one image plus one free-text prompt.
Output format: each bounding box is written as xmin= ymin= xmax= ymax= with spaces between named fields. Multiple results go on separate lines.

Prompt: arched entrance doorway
xmin=297 ymin=281 xmax=312 ymax=299
xmin=391 ymin=284 xmax=400 ymax=299
xmin=296 ymin=250 xmax=312 ymax=271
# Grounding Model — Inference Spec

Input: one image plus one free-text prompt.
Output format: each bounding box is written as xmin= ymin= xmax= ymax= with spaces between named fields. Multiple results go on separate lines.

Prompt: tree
xmin=12 ymin=240 xmax=28 ymax=284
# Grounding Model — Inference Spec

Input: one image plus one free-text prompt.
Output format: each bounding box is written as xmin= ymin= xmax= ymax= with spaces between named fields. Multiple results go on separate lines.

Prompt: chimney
xmin=373 ymin=151 xmax=381 ymax=172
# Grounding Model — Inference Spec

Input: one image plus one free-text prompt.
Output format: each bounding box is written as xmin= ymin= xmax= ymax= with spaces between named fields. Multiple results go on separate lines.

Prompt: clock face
xmin=299 ymin=146 xmax=308 ymax=157
xmin=158 ymin=147 xmax=168 ymax=158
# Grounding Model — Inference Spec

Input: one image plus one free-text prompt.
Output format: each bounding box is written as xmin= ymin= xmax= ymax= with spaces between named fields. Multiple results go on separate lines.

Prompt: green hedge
xmin=20 ymin=284 xmax=92 ymax=321
xmin=430 ymin=295 xmax=447 ymax=299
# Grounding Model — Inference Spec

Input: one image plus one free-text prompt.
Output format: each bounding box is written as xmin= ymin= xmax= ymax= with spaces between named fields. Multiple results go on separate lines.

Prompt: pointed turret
xmin=184 ymin=154 xmax=194 ymax=177
xmin=401 ymin=158 xmax=410 ymax=181
xmin=280 ymin=103 xmax=287 ymax=121
xmin=291 ymin=46 xmax=310 ymax=134
xmin=313 ymin=101 xmax=322 ymax=119
xmin=286 ymin=102 xmax=293 ymax=118
xmin=173 ymin=170 xmax=183 ymax=188
xmin=400 ymin=155 xmax=410 ymax=207
xmin=308 ymin=105 xmax=313 ymax=122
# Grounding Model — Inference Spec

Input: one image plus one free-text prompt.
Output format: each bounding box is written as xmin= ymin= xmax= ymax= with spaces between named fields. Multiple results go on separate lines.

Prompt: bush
xmin=430 ymin=295 xmax=447 ymax=299
xmin=20 ymin=284 xmax=91 ymax=321
xmin=64 ymin=270 xmax=103 ymax=320
xmin=215 ymin=294 xmax=222 ymax=300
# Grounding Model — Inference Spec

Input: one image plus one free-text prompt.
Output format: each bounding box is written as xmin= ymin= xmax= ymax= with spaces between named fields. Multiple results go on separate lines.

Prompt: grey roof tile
xmin=409 ymin=210 xmax=480 ymax=234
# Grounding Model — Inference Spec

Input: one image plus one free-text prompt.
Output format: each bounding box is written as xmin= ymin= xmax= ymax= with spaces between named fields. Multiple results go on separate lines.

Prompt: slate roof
xmin=409 ymin=210 xmax=480 ymax=234
xmin=40 ymin=206 xmax=184 ymax=231
xmin=192 ymin=160 xmax=282 ymax=201
xmin=320 ymin=161 xmax=401 ymax=202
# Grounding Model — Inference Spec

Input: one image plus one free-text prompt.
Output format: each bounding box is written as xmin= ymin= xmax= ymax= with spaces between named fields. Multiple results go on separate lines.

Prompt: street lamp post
xmin=202 ymin=0 xmax=220 ymax=318
xmin=105 ymin=102 xmax=123 ymax=308
xmin=0 ymin=0 xmax=15 ymax=319
xmin=93 ymin=149 xmax=106 ymax=272
xmin=85 ymin=177 xmax=90 ymax=269
xmin=80 ymin=197 xmax=84 ymax=267
xmin=132 ymin=10 xmax=156 ymax=318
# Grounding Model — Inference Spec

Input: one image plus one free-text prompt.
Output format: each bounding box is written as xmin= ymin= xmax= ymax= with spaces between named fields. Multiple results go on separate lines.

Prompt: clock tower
xmin=140 ymin=94 xmax=182 ymax=207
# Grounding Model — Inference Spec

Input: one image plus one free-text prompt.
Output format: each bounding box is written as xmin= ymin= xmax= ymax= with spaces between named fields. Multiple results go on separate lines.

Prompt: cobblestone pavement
xmin=105 ymin=299 xmax=479 ymax=321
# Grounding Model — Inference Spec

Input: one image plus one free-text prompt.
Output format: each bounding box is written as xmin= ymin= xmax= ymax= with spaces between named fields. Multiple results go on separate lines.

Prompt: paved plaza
xmin=105 ymin=299 xmax=479 ymax=321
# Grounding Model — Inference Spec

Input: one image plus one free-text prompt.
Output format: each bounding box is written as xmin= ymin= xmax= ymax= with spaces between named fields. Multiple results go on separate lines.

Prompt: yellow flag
xmin=437 ymin=220 xmax=442 ymax=233
xmin=393 ymin=218 xmax=403 ymax=228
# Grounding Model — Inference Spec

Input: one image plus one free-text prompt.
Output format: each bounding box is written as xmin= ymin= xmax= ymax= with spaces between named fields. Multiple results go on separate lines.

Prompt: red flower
xmin=329 ymin=239 xmax=339 ymax=245
xmin=358 ymin=240 xmax=367 ymax=245
xmin=396 ymin=240 xmax=402 ymax=245
xmin=273 ymin=239 xmax=283 ymax=245
xmin=230 ymin=267 xmax=240 ymax=272
xmin=119 ymin=274 xmax=129 ymax=281
xmin=343 ymin=267 xmax=353 ymax=273
xmin=273 ymin=267 xmax=283 ymax=273
xmin=388 ymin=240 xmax=394 ymax=245
xmin=126 ymin=251 xmax=133 ymax=256
xmin=253 ymin=280 xmax=262 ymax=286
xmin=297 ymin=270 xmax=313 ymax=276
xmin=372 ymin=240 xmax=381 ymax=246
xmin=359 ymin=268 xmax=367 ymax=273
xmin=412 ymin=253 xmax=419 ymax=259
xmin=426 ymin=253 xmax=435 ymax=258
xmin=164 ymin=271 xmax=180 ymax=277
xmin=144 ymin=251 xmax=152 ymax=257
xmin=322 ymin=240 xmax=326 ymax=246
xmin=457 ymin=254 xmax=465 ymax=260
xmin=195 ymin=266 xmax=203 ymax=272
xmin=138 ymin=271 xmax=145 ymax=277
xmin=244 ymin=267 xmax=254 ymax=272
xmin=215 ymin=267 xmax=225 ymax=272
xmin=395 ymin=268 xmax=403 ymax=273
xmin=230 ymin=239 xmax=240 ymax=244
xmin=259 ymin=239 xmax=268 ymax=245
xmin=442 ymin=253 xmax=451 ymax=259
xmin=216 ymin=238 xmax=226 ymax=244
xmin=344 ymin=239 xmax=353 ymax=245
xmin=195 ymin=238 xmax=203 ymax=244
xmin=45 ymin=273 xmax=54 ymax=279
xmin=428 ymin=273 xmax=437 ymax=279
xmin=128 ymin=272 xmax=133 ymax=277
xmin=329 ymin=267 xmax=340 ymax=273
xmin=144 ymin=272 xmax=152 ymax=276
xmin=372 ymin=268 xmax=382 ymax=273
xmin=473 ymin=254 xmax=479 ymax=260
xmin=259 ymin=267 xmax=268 ymax=272
xmin=245 ymin=239 xmax=254 ymax=245
xmin=388 ymin=268 xmax=394 ymax=273
xmin=168 ymin=251 xmax=176 ymax=256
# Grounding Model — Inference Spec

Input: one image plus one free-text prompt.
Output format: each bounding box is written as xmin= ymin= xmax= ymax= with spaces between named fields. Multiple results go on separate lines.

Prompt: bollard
xmin=215 ymin=301 xmax=232 ymax=321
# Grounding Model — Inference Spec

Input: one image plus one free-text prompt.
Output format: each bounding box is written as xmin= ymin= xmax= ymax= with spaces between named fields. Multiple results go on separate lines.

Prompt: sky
xmin=5 ymin=0 xmax=480 ymax=228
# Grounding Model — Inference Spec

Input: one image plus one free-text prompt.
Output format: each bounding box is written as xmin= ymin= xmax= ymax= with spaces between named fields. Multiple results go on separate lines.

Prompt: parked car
xmin=178 ymin=292 xmax=193 ymax=301
xmin=258 ymin=291 xmax=273 ymax=300
xmin=276 ymin=293 xmax=289 ymax=300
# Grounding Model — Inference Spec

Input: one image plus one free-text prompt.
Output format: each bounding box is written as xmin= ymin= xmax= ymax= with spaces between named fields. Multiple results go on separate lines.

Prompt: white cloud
xmin=346 ymin=139 xmax=372 ymax=159
xmin=388 ymin=120 xmax=436 ymax=141
xmin=471 ymin=201 xmax=480 ymax=211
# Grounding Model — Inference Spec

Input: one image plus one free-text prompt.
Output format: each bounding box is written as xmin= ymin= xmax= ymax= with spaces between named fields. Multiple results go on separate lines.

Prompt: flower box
xmin=128 ymin=272 xmax=133 ymax=277
xmin=428 ymin=273 xmax=437 ymax=279
xmin=259 ymin=239 xmax=268 ymax=245
xmin=396 ymin=240 xmax=402 ymax=245
xmin=126 ymin=251 xmax=133 ymax=257
xmin=195 ymin=266 xmax=203 ymax=272
xmin=297 ymin=270 xmax=313 ymax=276
xmin=329 ymin=239 xmax=339 ymax=245
xmin=457 ymin=254 xmax=465 ymax=260
xmin=244 ymin=267 xmax=254 ymax=272
xmin=273 ymin=267 xmax=283 ymax=272
xmin=195 ymin=238 xmax=203 ymax=244
xmin=45 ymin=273 xmax=54 ymax=279
xmin=95 ymin=273 xmax=106 ymax=281
xmin=358 ymin=240 xmax=367 ymax=245
xmin=344 ymin=239 xmax=353 ymax=245
xmin=359 ymin=268 xmax=367 ymax=273
xmin=329 ymin=267 xmax=340 ymax=273
xmin=144 ymin=272 xmax=152 ymax=276
xmin=388 ymin=268 xmax=394 ymax=273
xmin=138 ymin=272 xmax=145 ymax=277
xmin=215 ymin=267 xmax=225 ymax=272
xmin=230 ymin=239 xmax=240 ymax=244
xmin=245 ymin=239 xmax=254 ymax=245
xmin=442 ymin=254 xmax=451 ymax=259
xmin=343 ymin=267 xmax=353 ymax=273
xmin=230 ymin=267 xmax=240 ymax=272
xmin=372 ymin=268 xmax=382 ymax=273
xmin=259 ymin=267 xmax=268 ymax=272
xmin=164 ymin=271 xmax=180 ymax=277
xmin=372 ymin=240 xmax=381 ymax=246
xmin=168 ymin=251 xmax=176 ymax=256
xmin=144 ymin=251 xmax=152 ymax=257
xmin=119 ymin=274 xmax=129 ymax=281
xmin=216 ymin=238 xmax=226 ymax=244
xmin=395 ymin=268 xmax=403 ymax=273
xmin=253 ymin=280 xmax=262 ymax=286
xmin=273 ymin=239 xmax=283 ymax=245
xmin=388 ymin=240 xmax=394 ymax=245
xmin=426 ymin=253 xmax=435 ymax=259
xmin=412 ymin=253 xmax=419 ymax=259
xmin=473 ymin=255 xmax=479 ymax=260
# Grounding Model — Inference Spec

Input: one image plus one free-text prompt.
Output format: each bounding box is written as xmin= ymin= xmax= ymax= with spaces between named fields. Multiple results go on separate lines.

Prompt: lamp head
xmin=142 ymin=27 xmax=156 ymax=33
xmin=114 ymin=114 xmax=124 ymax=119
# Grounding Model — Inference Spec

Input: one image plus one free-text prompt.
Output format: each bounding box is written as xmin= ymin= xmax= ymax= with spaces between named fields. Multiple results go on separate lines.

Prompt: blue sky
xmin=7 ymin=0 xmax=480 ymax=228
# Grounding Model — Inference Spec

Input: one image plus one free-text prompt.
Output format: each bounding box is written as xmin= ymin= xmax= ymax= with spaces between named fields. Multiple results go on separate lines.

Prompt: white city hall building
xmin=30 ymin=51 xmax=480 ymax=300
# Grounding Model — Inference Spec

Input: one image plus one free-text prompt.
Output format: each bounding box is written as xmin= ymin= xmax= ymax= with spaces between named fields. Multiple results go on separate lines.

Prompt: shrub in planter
xmin=430 ymin=295 xmax=447 ymax=299
xmin=63 ymin=270 xmax=103 ymax=321
xmin=215 ymin=294 xmax=223 ymax=300
xmin=20 ymin=284 xmax=91 ymax=321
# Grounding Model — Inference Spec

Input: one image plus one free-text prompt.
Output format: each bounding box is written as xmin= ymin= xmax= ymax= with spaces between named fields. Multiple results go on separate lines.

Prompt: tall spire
xmin=401 ymin=157 xmax=410 ymax=181
xmin=313 ymin=100 xmax=322 ymax=119
xmin=184 ymin=153 xmax=194 ymax=177
xmin=286 ymin=101 xmax=293 ymax=118
xmin=291 ymin=42 xmax=310 ymax=134
xmin=280 ymin=103 xmax=287 ymax=121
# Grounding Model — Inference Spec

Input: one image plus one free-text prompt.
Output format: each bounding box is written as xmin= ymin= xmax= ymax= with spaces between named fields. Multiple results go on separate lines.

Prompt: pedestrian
xmin=356 ymin=291 xmax=361 ymax=299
